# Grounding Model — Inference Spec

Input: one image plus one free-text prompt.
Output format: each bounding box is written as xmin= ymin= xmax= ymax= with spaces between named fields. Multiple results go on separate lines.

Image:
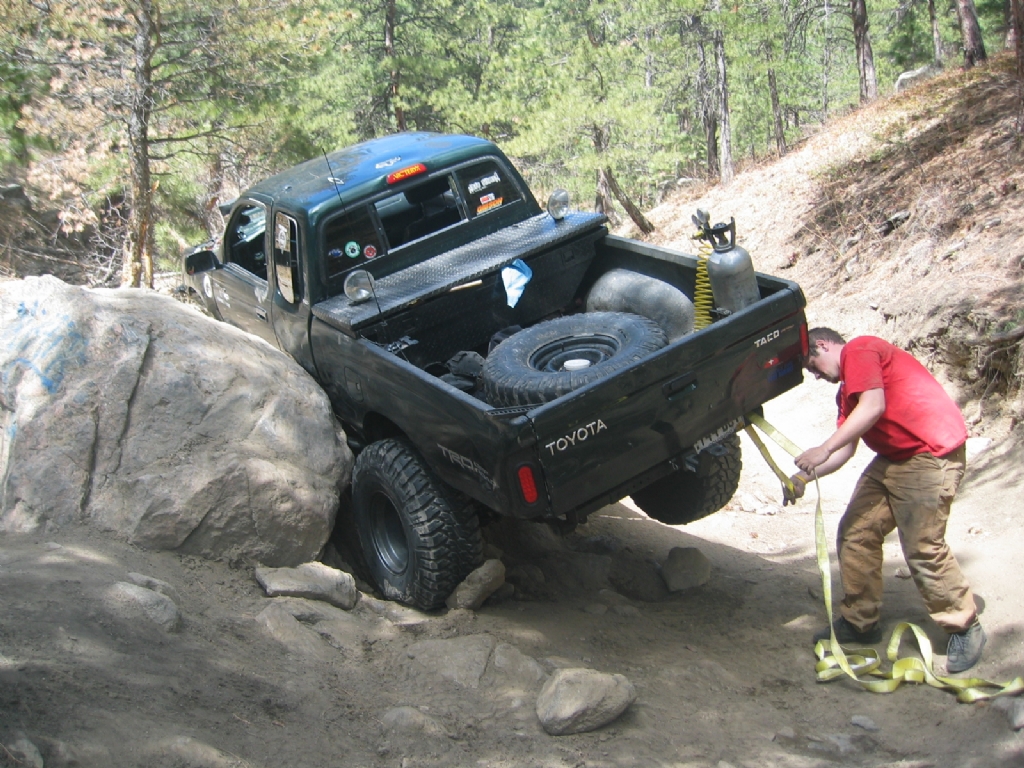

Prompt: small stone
xmin=774 ymin=726 xmax=797 ymax=741
xmin=5 ymin=734 xmax=44 ymax=768
xmin=381 ymin=706 xmax=447 ymax=737
xmin=255 ymin=562 xmax=358 ymax=610
xmin=446 ymin=559 xmax=506 ymax=610
xmin=992 ymin=696 xmax=1024 ymax=730
xmin=661 ymin=547 xmax=711 ymax=592
xmin=894 ymin=567 xmax=912 ymax=579
xmin=851 ymin=715 xmax=879 ymax=731
xmin=535 ymin=668 xmax=636 ymax=735
xmin=106 ymin=582 xmax=182 ymax=632
xmin=583 ymin=603 xmax=608 ymax=615
xmin=610 ymin=604 xmax=641 ymax=618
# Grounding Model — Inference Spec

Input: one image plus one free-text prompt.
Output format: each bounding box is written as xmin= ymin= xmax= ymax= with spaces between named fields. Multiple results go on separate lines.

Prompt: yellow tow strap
xmin=742 ymin=411 xmax=1024 ymax=703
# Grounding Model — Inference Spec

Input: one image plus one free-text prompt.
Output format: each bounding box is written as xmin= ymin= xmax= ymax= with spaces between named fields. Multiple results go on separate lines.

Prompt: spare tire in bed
xmin=481 ymin=311 xmax=668 ymax=408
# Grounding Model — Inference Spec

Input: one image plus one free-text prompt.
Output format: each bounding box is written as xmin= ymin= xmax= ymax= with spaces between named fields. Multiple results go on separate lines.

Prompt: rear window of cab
xmin=322 ymin=158 xmax=525 ymax=296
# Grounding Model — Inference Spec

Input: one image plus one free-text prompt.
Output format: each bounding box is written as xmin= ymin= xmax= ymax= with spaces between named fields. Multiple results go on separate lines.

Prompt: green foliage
xmin=0 ymin=0 xmax=1002 ymax=275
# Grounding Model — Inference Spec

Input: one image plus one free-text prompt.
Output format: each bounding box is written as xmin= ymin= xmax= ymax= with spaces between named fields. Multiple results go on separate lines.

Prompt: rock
xmin=406 ymin=634 xmax=497 ymax=688
xmin=851 ymin=715 xmax=879 ymax=731
xmin=105 ymin=582 xmax=182 ymax=632
xmin=595 ymin=588 xmax=631 ymax=606
xmin=0 ymin=276 xmax=352 ymax=566
xmin=5 ymin=733 xmax=44 ymax=768
xmin=610 ymin=604 xmax=641 ymax=618
xmin=535 ymin=667 xmax=636 ymax=735
xmin=446 ymin=558 xmax=505 ymax=610
xmin=255 ymin=562 xmax=358 ymax=610
xmin=381 ymin=706 xmax=447 ymax=737
xmin=126 ymin=572 xmax=180 ymax=601
xmin=583 ymin=603 xmax=608 ymax=615
xmin=255 ymin=602 xmax=333 ymax=660
xmin=484 ymin=582 xmax=515 ymax=605
xmin=263 ymin=596 xmax=367 ymax=654
xmin=354 ymin=594 xmax=431 ymax=626
xmin=992 ymin=696 xmax=1024 ymax=730
xmin=150 ymin=735 xmax=258 ymax=767
xmin=609 ymin=552 xmax=669 ymax=602
xmin=894 ymin=63 xmax=941 ymax=92
xmin=487 ymin=642 xmax=548 ymax=689
xmin=661 ymin=547 xmax=711 ymax=592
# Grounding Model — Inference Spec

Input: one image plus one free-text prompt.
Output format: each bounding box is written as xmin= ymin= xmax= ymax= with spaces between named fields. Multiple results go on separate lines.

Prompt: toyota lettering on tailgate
xmin=544 ymin=419 xmax=608 ymax=455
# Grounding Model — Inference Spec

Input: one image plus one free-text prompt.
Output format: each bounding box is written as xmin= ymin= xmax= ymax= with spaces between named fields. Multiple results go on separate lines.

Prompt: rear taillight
xmin=800 ymin=323 xmax=809 ymax=361
xmin=516 ymin=464 xmax=539 ymax=505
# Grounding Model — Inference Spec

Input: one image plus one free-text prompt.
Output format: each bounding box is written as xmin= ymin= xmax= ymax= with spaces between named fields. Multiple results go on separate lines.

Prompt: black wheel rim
xmin=368 ymin=491 xmax=409 ymax=575
xmin=529 ymin=334 xmax=620 ymax=372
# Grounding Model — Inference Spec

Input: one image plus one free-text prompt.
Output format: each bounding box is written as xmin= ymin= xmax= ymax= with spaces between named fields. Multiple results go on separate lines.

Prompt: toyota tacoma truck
xmin=183 ymin=132 xmax=808 ymax=610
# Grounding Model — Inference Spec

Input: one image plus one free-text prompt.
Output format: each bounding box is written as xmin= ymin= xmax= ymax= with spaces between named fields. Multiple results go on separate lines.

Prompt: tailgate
xmin=528 ymin=293 xmax=805 ymax=517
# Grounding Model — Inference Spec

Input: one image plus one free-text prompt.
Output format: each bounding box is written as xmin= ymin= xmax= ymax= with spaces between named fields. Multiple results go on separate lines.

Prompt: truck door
xmin=206 ymin=201 xmax=280 ymax=347
xmin=269 ymin=211 xmax=316 ymax=374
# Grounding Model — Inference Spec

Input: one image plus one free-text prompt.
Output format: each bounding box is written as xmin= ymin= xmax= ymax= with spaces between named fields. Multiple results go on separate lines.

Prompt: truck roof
xmin=244 ymin=132 xmax=503 ymax=218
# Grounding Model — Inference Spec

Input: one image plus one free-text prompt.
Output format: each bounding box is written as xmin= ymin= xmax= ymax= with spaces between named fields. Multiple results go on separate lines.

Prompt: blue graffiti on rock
xmin=2 ymin=301 xmax=88 ymax=397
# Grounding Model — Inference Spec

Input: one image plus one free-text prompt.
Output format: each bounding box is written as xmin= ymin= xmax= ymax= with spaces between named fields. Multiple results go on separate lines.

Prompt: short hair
xmin=807 ymin=327 xmax=846 ymax=356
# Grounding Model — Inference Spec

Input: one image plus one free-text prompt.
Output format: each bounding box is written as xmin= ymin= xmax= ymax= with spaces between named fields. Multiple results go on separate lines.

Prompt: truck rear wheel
xmin=352 ymin=439 xmax=483 ymax=610
xmin=481 ymin=311 xmax=667 ymax=407
xmin=630 ymin=435 xmax=742 ymax=525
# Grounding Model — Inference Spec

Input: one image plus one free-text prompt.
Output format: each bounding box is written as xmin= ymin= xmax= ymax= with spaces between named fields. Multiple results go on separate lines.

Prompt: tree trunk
xmin=851 ymin=0 xmax=878 ymax=102
xmin=592 ymin=125 xmax=618 ymax=224
xmin=695 ymin=37 xmax=719 ymax=178
xmin=822 ymin=0 xmax=833 ymax=118
xmin=956 ymin=0 xmax=988 ymax=67
xmin=384 ymin=0 xmax=406 ymax=131
xmin=768 ymin=66 xmax=786 ymax=156
xmin=929 ymin=0 xmax=944 ymax=65
xmin=1013 ymin=0 xmax=1024 ymax=137
xmin=605 ymin=168 xmax=655 ymax=235
xmin=714 ymin=25 xmax=734 ymax=184
xmin=122 ymin=0 xmax=156 ymax=289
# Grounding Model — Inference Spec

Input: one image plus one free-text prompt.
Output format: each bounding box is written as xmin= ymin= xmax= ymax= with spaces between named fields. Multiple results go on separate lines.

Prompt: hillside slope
xmin=627 ymin=52 xmax=1024 ymax=441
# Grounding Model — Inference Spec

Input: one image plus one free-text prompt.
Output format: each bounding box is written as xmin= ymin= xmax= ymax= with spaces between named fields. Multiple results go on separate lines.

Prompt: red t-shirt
xmin=837 ymin=336 xmax=966 ymax=461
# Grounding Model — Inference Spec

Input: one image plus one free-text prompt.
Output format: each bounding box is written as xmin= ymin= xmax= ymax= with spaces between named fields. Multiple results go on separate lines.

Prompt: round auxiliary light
xmin=547 ymin=188 xmax=571 ymax=221
xmin=344 ymin=269 xmax=376 ymax=303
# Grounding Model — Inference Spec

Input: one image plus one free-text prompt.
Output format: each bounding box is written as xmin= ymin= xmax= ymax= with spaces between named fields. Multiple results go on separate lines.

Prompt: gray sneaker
xmin=946 ymin=621 xmax=986 ymax=674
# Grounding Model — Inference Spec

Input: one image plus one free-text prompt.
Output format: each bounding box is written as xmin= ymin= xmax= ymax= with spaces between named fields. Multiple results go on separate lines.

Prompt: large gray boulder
xmin=0 ymin=276 xmax=352 ymax=565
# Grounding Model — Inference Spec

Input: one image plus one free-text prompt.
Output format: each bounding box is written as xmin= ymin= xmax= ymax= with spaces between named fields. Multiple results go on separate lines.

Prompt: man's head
xmin=804 ymin=327 xmax=846 ymax=383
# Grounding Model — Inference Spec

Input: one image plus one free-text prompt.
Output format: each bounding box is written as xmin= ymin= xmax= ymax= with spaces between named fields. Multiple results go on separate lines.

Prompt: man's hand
xmin=795 ymin=445 xmax=831 ymax=474
xmin=783 ymin=474 xmax=806 ymax=506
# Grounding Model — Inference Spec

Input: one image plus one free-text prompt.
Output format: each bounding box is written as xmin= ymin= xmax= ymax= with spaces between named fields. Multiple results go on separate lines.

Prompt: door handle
xmin=255 ymin=308 xmax=268 ymax=322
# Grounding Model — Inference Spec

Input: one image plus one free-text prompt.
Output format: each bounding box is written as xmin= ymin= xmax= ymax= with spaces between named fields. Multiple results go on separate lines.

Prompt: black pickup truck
xmin=183 ymin=132 xmax=808 ymax=609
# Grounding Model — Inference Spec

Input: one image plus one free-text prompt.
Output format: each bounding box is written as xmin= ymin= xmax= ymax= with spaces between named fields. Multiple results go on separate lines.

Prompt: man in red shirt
xmin=789 ymin=327 xmax=984 ymax=673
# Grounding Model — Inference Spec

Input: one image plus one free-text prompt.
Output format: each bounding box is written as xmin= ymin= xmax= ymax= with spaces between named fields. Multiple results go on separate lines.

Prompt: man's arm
xmin=795 ymin=387 xmax=885 ymax=477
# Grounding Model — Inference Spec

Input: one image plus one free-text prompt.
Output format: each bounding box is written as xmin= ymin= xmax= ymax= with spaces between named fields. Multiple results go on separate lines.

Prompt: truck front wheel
xmin=352 ymin=439 xmax=484 ymax=610
xmin=630 ymin=435 xmax=742 ymax=525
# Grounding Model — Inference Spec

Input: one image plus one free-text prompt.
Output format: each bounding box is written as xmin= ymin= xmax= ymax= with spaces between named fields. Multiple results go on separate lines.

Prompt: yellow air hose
xmin=692 ymin=236 xmax=714 ymax=330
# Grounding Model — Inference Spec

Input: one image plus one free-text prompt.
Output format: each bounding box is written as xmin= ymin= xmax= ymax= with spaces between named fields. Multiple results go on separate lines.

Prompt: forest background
xmin=1 ymin=0 xmax=1022 ymax=289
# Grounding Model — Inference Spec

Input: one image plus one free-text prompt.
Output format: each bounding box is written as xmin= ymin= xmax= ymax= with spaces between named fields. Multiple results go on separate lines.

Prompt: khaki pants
xmin=837 ymin=444 xmax=975 ymax=634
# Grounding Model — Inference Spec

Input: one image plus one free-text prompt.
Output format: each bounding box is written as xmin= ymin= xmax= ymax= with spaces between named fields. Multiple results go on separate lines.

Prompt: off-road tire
xmin=631 ymin=435 xmax=742 ymax=525
xmin=481 ymin=311 xmax=667 ymax=407
xmin=352 ymin=439 xmax=483 ymax=610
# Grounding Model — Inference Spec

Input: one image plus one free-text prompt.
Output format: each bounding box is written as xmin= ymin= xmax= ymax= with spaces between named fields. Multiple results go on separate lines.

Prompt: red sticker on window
xmin=363 ymin=244 xmax=378 ymax=259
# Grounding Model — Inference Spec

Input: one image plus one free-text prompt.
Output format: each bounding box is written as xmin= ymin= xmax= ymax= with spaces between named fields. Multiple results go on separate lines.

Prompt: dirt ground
xmin=3 ymin=57 xmax=1024 ymax=768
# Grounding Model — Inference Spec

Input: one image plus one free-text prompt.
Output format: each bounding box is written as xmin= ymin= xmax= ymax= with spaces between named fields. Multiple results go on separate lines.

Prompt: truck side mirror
xmin=185 ymin=249 xmax=219 ymax=276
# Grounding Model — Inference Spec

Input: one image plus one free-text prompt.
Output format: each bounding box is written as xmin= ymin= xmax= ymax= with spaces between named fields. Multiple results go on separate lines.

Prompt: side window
xmin=273 ymin=212 xmax=302 ymax=304
xmin=226 ymin=203 xmax=267 ymax=279
xmin=457 ymin=161 xmax=521 ymax=219
xmin=375 ymin=174 xmax=463 ymax=249
xmin=323 ymin=206 xmax=383 ymax=294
